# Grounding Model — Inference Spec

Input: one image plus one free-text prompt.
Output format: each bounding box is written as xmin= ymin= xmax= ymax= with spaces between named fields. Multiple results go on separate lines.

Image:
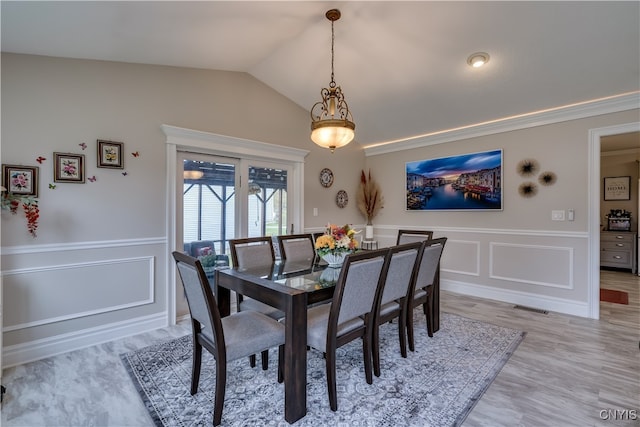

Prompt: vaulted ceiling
xmin=2 ymin=1 xmax=639 ymax=150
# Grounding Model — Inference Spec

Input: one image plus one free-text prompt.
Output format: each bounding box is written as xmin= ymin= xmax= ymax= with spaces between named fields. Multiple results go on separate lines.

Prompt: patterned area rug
xmin=121 ymin=312 xmax=525 ymax=426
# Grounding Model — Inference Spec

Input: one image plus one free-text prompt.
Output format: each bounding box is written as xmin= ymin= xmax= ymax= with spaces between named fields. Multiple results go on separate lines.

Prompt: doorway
xmin=589 ymin=122 xmax=640 ymax=319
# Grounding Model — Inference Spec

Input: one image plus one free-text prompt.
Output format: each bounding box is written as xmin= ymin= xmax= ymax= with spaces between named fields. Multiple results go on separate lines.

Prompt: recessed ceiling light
xmin=467 ymin=52 xmax=490 ymax=68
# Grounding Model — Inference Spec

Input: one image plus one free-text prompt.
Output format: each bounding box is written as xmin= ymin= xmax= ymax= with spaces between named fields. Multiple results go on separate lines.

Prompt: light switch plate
xmin=551 ymin=210 xmax=565 ymax=221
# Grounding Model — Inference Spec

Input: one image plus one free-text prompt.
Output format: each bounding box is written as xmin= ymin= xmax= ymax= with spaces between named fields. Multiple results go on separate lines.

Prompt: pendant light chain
xmin=330 ymin=19 xmax=336 ymax=88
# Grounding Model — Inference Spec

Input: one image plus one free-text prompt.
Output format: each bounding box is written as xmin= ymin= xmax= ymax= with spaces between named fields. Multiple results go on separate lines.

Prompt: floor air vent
xmin=513 ymin=305 xmax=548 ymax=315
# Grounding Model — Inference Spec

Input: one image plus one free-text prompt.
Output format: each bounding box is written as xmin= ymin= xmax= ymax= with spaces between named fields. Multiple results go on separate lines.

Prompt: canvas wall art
xmin=406 ymin=149 xmax=503 ymax=211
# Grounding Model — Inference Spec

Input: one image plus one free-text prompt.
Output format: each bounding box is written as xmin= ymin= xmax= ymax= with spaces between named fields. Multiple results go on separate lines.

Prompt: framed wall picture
xmin=2 ymin=164 xmax=39 ymax=197
xmin=54 ymin=152 xmax=85 ymax=183
xmin=603 ymin=176 xmax=631 ymax=201
xmin=97 ymin=139 xmax=124 ymax=169
xmin=405 ymin=149 xmax=503 ymax=211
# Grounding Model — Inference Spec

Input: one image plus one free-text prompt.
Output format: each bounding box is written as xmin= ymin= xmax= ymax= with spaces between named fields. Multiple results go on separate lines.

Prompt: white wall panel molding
xmin=2 ymin=312 xmax=166 ymax=368
xmin=0 ymin=237 xmax=166 ymax=256
xmin=3 ymin=256 xmax=155 ymax=331
xmin=442 ymin=279 xmax=589 ymax=318
xmin=489 ymin=242 xmax=573 ymax=290
xmin=365 ymin=92 xmax=639 ymax=156
xmin=440 ymin=240 xmax=480 ymax=277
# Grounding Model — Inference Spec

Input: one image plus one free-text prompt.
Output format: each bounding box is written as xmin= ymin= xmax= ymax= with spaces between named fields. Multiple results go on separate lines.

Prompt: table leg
xmin=284 ymin=292 xmax=307 ymax=423
xmin=214 ymin=270 xmax=231 ymax=317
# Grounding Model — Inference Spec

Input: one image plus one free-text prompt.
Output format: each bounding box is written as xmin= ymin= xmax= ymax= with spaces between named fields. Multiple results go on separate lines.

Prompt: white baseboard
xmin=442 ymin=279 xmax=589 ymax=318
xmin=2 ymin=312 xmax=168 ymax=368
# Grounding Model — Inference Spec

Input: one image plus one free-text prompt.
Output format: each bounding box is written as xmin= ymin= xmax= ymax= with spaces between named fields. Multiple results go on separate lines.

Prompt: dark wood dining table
xmin=214 ymin=258 xmax=334 ymax=424
xmin=213 ymin=254 xmax=441 ymax=423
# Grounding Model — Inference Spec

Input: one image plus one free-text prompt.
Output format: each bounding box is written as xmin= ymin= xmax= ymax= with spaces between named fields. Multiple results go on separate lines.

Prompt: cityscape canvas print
xmin=406 ymin=149 xmax=502 ymax=211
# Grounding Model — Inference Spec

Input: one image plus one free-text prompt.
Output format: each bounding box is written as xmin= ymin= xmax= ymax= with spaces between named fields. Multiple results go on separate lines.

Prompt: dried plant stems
xmin=356 ymin=169 xmax=384 ymax=224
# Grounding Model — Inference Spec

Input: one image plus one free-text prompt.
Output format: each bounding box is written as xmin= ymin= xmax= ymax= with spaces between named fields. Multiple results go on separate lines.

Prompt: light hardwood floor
xmin=1 ymin=270 xmax=638 ymax=426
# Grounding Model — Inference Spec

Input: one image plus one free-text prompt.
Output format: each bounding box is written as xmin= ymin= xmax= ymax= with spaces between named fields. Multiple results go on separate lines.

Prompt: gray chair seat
xmin=216 ymin=311 xmax=285 ymax=362
xmin=306 ymin=304 xmax=365 ymax=352
xmin=379 ymin=300 xmax=402 ymax=317
xmin=239 ymin=298 xmax=285 ymax=321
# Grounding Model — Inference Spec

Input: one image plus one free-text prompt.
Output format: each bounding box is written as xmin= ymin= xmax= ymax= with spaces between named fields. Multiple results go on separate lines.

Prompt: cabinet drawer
xmin=601 ymin=241 xmax=633 ymax=251
xmin=600 ymin=250 xmax=630 ymax=264
xmin=601 ymin=233 xmax=634 ymax=243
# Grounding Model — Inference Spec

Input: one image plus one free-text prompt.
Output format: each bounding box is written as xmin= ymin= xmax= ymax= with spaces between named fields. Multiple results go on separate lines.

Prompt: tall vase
xmin=365 ymin=224 xmax=374 ymax=240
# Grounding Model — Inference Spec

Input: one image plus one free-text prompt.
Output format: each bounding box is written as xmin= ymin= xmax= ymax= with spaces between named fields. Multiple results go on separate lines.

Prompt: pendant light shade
xmin=310 ymin=9 xmax=355 ymax=153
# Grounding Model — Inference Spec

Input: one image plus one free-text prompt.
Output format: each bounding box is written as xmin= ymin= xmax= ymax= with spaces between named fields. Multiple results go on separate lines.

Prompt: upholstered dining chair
xmin=396 ymin=229 xmax=434 ymax=245
xmin=172 ymin=251 xmax=285 ymax=426
xmin=276 ymin=233 xmax=316 ymax=262
xmin=228 ymin=236 xmax=285 ymax=368
xmin=306 ymin=248 xmax=391 ymax=411
xmin=406 ymin=237 xmax=447 ymax=351
xmin=371 ymin=241 xmax=423 ymax=377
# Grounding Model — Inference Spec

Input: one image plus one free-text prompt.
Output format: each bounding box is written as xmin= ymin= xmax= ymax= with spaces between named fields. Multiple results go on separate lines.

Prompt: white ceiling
xmin=2 ymin=1 xmax=639 ymax=149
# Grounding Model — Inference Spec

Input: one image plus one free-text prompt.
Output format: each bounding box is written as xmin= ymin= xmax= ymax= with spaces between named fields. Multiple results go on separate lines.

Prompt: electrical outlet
xmin=551 ymin=210 xmax=565 ymax=221
xmin=568 ymin=209 xmax=575 ymax=221
xmin=313 ymin=207 xmax=318 ymax=217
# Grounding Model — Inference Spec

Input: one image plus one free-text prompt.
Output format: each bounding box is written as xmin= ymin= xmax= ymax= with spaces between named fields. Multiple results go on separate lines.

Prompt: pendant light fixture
xmin=310 ymin=9 xmax=355 ymax=153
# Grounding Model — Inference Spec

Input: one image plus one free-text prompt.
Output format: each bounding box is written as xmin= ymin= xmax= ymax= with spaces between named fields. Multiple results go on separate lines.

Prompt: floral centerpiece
xmin=315 ymin=223 xmax=359 ymax=267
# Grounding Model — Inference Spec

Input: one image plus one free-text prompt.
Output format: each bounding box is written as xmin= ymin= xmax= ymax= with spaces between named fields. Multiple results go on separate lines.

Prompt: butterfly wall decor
xmin=88 ymin=176 xmax=97 ymax=182
xmin=122 ymin=172 xmax=128 ymax=176
xmin=49 ymin=183 xmax=56 ymax=189
xmin=36 ymin=156 xmax=46 ymax=164
xmin=131 ymin=151 xmax=140 ymax=157
xmin=79 ymin=142 xmax=87 ymax=150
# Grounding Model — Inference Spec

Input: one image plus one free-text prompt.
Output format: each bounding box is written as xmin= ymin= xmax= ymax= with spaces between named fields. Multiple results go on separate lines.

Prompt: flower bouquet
xmin=314 ymin=223 xmax=359 ymax=267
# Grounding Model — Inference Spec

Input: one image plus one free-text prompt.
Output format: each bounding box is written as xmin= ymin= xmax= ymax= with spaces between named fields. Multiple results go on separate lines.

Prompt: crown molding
xmin=363 ymin=92 xmax=640 ymax=156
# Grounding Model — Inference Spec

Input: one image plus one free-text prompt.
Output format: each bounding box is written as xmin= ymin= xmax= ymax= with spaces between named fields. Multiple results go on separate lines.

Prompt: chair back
xmin=414 ymin=238 xmax=447 ymax=291
xmin=330 ymin=249 xmax=390 ymax=328
xmin=172 ymin=251 xmax=224 ymax=349
xmin=396 ymin=229 xmax=434 ymax=245
xmin=276 ymin=234 xmax=316 ymax=262
xmin=229 ymin=236 xmax=275 ymax=269
xmin=380 ymin=242 xmax=423 ymax=306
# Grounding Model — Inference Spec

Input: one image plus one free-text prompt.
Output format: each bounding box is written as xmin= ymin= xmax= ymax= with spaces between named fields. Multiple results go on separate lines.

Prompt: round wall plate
xmin=319 ymin=168 xmax=334 ymax=188
xmin=336 ymin=189 xmax=348 ymax=208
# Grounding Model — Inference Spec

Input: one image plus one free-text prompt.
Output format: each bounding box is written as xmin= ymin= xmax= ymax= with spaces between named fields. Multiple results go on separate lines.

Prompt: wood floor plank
xmin=444 ymin=269 xmax=639 ymax=427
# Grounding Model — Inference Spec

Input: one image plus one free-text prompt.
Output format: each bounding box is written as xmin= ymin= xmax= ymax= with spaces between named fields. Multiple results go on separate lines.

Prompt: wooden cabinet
xmin=601 ymin=231 xmax=637 ymax=274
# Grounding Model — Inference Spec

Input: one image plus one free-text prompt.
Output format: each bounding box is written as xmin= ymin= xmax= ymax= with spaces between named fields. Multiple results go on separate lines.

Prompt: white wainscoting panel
xmin=3 ymin=256 xmax=154 ymax=331
xmin=489 ymin=242 xmax=573 ymax=289
xmin=440 ymin=240 xmax=480 ymax=276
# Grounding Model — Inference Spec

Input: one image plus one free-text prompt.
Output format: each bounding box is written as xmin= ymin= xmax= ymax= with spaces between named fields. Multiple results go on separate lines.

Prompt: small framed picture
xmin=2 ymin=164 xmax=39 ymax=197
xmin=603 ymin=176 xmax=631 ymax=201
xmin=54 ymin=153 xmax=85 ymax=183
xmin=97 ymin=139 xmax=124 ymax=169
